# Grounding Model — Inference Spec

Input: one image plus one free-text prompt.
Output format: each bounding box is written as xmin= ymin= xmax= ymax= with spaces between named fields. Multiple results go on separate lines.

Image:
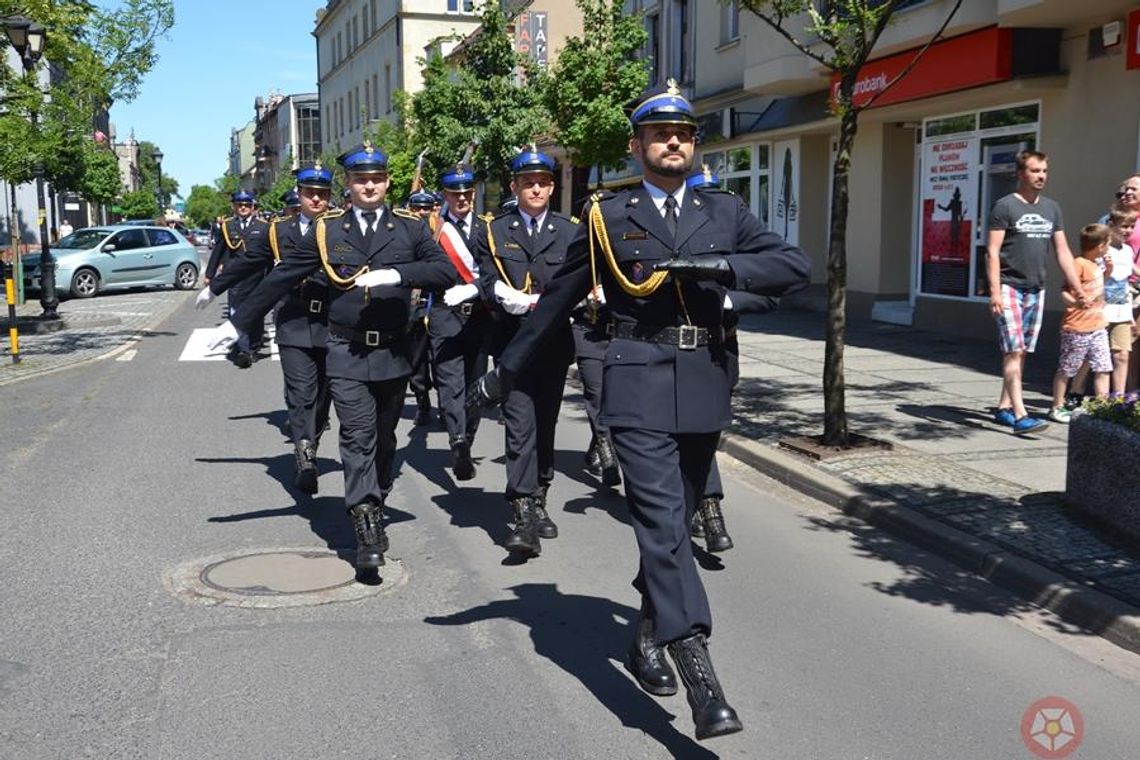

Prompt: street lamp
xmin=4 ymin=16 xmax=57 ymax=319
xmin=152 ymin=148 xmax=164 ymax=216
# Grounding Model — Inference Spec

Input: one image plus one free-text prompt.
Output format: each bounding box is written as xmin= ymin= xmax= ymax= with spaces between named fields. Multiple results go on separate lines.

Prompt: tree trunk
xmin=822 ymin=107 xmax=859 ymax=447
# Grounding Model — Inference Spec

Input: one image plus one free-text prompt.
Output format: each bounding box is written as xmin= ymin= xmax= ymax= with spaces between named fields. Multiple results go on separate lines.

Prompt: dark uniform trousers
xmin=496 ymin=185 xmax=810 ymax=643
xmin=476 ymin=209 xmax=578 ymax=500
xmin=232 ymin=206 xmax=457 ymax=508
xmin=206 ymin=216 xmax=271 ymax=351
xmin=407 ymin=293 xmax=433 ymax=403
xmin=571 ymin=306 xmax=609 ymax=440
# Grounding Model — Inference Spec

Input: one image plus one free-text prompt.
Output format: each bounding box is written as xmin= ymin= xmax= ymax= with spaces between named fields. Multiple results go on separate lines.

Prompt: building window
xmin=447 ymin=0 xmax=475 ymax=11
xmin=355 ymin=86 xmax=361 ymax=129
xmin=916 ymin=102 xmax=1040 ymax=300
xmin=370 ymin=0 xmax=377 ymax=33
xmin=385 ymin=64 xmax=392 ymax=113
xmin=720 ymin=1 xmax=739 ymax=44
xmin=674 ymin=0 xmax=690 ymax=83
xmin=700 ymin=144 xmax=771 ymax=227
xmin=373 ymin=74 xmax=379 ymax=118
xmin=645 ymin=10 xmax=660 ymax=86
xmin=362 ymin=6 xmax=368 ymax=38
xmin=364 ymin=85 xmax=371 ymax=121
xmin=352 ymin=15 xmax=358 ymax=49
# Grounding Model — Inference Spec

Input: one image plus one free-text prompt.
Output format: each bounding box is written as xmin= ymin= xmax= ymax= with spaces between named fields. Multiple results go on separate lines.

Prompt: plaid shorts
xmin=1057 ymin=328 xmax=1112 ymax=377
xmin=995 ymin=285 xmax=1045 ymax=353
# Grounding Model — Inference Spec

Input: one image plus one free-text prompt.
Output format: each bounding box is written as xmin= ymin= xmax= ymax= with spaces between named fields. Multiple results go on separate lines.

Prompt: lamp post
xmin=152 ymin=148 xmax=164 ymax=217
xmin=4 ymin=16 xmax=57 ymax=319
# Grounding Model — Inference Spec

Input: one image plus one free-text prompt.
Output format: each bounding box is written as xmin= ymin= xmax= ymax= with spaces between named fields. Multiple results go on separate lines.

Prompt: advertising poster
xmin=772 ymin=139 xmax=800 ymax=246
xmin=920 ymin=137 xmax=977 ymax=296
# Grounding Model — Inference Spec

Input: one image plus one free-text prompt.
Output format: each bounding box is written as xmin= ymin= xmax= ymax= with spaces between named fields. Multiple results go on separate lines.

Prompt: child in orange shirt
xmin=1049 ymin=224 xmax=1112 ymax=422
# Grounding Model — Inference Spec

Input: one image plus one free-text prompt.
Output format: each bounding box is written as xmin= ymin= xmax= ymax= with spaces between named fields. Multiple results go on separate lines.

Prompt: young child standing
xmin=1103 ymin=207 xmax=1139 ymax=394
xmin=1049 ymin=224 xmax=1113 ymax=422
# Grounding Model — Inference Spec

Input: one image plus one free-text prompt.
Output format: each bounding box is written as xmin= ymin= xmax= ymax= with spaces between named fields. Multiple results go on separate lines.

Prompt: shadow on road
xmin=425 ymin=582 xmax=718 ymax=759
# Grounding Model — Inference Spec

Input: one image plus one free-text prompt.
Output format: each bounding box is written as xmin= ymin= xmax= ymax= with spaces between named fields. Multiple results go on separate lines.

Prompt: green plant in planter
xmin=1082 ymin=393 xmax=1140 ymax=433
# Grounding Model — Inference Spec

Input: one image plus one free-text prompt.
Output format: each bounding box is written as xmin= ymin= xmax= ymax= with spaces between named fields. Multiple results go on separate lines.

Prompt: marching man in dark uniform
xmin=197 ymin=164 xmax=337 ymax=494
xmin=473 ymin=147 xmax=578 ymax=556
xmin=204 ymin=189 xmax=271 ymax=368
xmin=468 ymin=82 xmax=810 ymax=740
xmin=424 ymin=161 xmax=492 ymax=480
xmin=205 ymin=142 xmax=457 ymax=572
xmin=406 ymin=186 xmax=438 ymax=427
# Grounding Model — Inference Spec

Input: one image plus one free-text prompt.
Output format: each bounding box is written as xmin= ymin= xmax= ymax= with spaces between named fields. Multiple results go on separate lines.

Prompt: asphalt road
xmin=2 ymin=298 xmax=1139 ymax=759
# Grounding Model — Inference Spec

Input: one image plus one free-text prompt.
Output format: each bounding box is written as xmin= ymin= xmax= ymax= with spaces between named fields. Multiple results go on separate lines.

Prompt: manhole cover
xmin=164 ymin=547 xmax=406 ymax=608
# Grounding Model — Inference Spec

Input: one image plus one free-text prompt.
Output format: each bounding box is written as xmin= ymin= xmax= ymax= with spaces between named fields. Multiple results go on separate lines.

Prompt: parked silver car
xmin=22 ymin=224 xmax=200 ymax=298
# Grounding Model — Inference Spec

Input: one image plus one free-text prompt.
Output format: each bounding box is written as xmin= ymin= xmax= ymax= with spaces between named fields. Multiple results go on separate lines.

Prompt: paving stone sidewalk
xmin=726 ymin=309 xmax=1140 ymax=651
xmin=0 ymin=290 xmax=191 ymax=386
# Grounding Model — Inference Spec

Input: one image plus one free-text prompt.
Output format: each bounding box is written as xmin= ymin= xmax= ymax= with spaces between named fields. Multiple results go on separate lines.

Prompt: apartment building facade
xmin=251 ymin=92 xmax=322 ymax=194
xmin=313 ymin=0 xmax=483 ymax=153
xmin=631 ymin=0 xmax=1140 ymax=340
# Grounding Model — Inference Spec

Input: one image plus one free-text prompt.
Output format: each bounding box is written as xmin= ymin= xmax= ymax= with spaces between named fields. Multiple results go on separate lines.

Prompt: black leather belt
xmin=328 ymin=324 xmax=407 ymax=348
xmin=449 ymin=302 xmax=474 ymax=317
xmin=609 ymin=322 xmax=720 ymax=350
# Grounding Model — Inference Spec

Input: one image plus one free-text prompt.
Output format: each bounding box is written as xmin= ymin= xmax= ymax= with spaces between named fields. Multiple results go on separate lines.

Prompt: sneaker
xmin=1048 ymin=406 xmax=1072 ymax=424
xmin=1012 ymin=416 xmax=1048 ymax=435
xmin=1063 ymin=393 xmax=1085 ymax=411
xmin=993 ymin=408 xmax=1017 ymax=427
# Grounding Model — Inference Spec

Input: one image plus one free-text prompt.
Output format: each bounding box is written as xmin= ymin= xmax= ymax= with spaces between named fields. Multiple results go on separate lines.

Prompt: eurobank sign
xmin=829 ymin=26 xmax=1061 ymax=110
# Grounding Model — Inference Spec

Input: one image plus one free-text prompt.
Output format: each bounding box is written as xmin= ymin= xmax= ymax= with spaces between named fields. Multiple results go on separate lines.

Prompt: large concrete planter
xmin=1066 ymin=415 xmax=1140 ymax=546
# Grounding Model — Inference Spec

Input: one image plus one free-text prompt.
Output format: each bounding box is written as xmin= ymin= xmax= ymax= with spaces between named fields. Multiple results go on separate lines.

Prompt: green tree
xmin=136 ymin=140 xmax=178 ymax=209
xmin=257 ymin=153 xmax=300 ymax=215
xmin=76 ymin=140 xmax=123 ymax=205
xmin=363 ymin=96 xmax=416 ymax=203
xmin=542 ymin=0 xmax=648 ymax=178
xmin=184 ymin=184 xmax=229 ymax=228
xmin=409 ymin=0 xmax=548 ymax=190
xmin=736 ymin=0 xmax=962 ymax=446
xmin=119 ymin=187 xmax=159 ymax=220
xmin=0 ymin=0 xmax=173 ymax=199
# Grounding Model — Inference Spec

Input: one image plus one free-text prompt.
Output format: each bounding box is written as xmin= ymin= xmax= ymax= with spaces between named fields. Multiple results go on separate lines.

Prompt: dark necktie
xmin=240 ymin=219 xmax=248 ymax=232
xmin=454 ymin=216 xmax=466 ymax=232
xmin=362 ymin=210 xmax=377 ymax=237
xmin=663 ymin=195 xmax=678 ymax=241
xmin=529 ymin=216 xmax=540 ymax=241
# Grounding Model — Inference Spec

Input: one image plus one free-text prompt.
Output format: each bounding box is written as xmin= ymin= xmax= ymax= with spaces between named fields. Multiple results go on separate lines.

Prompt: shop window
xmin=700 ymin=144 xmax=771 ymax=227
xmin=916 ymin=103 xmax=1039 ymax=301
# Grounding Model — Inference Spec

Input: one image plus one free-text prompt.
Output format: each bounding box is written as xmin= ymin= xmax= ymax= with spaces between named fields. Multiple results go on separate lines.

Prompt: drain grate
xmin=164 ymin=547 xmax=406 ymax=608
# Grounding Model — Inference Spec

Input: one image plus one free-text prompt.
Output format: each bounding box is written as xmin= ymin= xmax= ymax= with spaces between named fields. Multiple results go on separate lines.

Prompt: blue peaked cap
xmin=279 ymin=189 xmax=301 ymax=207
xmin=686 ymin=166 xmax=719 ymax=190
xmin=630 ymin=79 xmax=696 ymax=128
xmin=338 ymin=142 xmax=388 ymax=172
xmin=294 ymin=163 xmax=333 ymax=187
xmin=231 ymin=190 xmax=255 ymax=203
xmin=407 ymin=189 xmax=436 ymax=209
xmin=510 ymin=149 xmax=555 ymax=176
xmin=440 ymin=164 xmax=476 ymax=191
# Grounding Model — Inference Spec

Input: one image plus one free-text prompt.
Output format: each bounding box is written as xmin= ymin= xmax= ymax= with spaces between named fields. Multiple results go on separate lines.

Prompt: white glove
xmin=494 ymin=280 xmax=531 ymax=316
xmin=195 ymin=287 xmax=216 ymax=310
xmin=443 ymin=282 xmax=479 ymax=306
xmin=354 ymin=268 xmax=401 ymax=288
xmin=723 ymin=293 xmax=734 ymax=310
xmin=526 ymin=293 xmax=540 ymax=310
xmin=588 ymin=285 xmax=606 ymax=305
xmin=206 ymin=320 xmax=239 ymax=352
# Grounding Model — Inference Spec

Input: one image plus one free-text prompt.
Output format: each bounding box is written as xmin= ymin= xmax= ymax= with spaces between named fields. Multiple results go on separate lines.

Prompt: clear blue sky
xmin=108 ymin=1 xmax=320 ymax=199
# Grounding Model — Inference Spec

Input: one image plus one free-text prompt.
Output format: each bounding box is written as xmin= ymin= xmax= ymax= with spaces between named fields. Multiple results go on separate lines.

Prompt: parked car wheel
xmin=70 ymin=268 xmax=100 ymax=298
xmin=174 ymin=262 xmax=198 ymax=290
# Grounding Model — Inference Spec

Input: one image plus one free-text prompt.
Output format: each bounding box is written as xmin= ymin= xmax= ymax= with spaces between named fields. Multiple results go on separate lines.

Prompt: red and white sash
xmin=438 ymin=221 xmax=479 ymax=284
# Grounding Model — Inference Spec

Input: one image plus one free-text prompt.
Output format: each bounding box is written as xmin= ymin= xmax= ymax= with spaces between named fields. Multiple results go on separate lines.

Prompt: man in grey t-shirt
xmin=984 ymin=150 xmax=1083 ymax=435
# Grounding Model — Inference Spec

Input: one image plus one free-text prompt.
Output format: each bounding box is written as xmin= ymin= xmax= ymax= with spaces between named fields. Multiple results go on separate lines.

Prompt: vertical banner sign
xmin=1127 ymin=8 xmax=1140 ymax=70
xmin=921 ymin=137 xmax=977 ymax=296
xmin=772 ymin=139 xmax=800 ymax=246
xmin=516 ymin=12 xmax=549 ymax=69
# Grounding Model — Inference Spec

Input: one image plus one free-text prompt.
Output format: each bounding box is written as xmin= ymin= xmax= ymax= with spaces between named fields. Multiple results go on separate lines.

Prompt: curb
xmin=0 ymin=291 xmax=190 ymax=386
xmin=720 ymin=431 xmax=1140 ymax=656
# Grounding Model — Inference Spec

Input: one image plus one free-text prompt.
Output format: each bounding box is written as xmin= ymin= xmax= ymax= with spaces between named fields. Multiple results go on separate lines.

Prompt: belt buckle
xmin=364 ymin=330 xmax=380 ymax=347
xmin=459 ymin=303 xmax=472 ymax=316
xmin=309 ymin=299 xmax=322 ymax=313
xmin=677 ymin=325 xmax=699 ymax=350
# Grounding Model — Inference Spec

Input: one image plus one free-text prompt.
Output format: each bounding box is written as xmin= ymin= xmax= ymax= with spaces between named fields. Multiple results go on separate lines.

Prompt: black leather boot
xmin=504 ymin=497 xmax=541 ymax=556
xmin=532 ymin=485 xmax=558 ymax=539
xmin=689 ymin=510 xmax=705 ymax=538
xmin=667 ymin=634 xmax=743 ymax=740
xmin=625 ymin=598 xmax=677 ymax=696
xmin=451 ymin=440 xmax=475 ymax=481
xmin=347 ymin=502 xmax=388 ymax=569
xmin=584 ymin=438 xmax=602 ymax=477
xmin=414 ymin=392 xmax=432 ymax=426
xmin=698 ymin=497 xmax=734 ymax=553
xmin=595 ymin=433 xmax=621 ymax=487
xmin=293 ymin=438 xmax=318 ymax=494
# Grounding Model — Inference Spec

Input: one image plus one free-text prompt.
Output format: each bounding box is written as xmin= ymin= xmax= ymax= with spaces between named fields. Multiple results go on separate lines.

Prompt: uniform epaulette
xmin=479 ymin=212 xmax=495 ymax=223
xmin=392 ymin=207 xmax=421 ymax=221
xmin=549 ymin=209 xmax=580 ymax=225
xmin=320 ymin=208 xmax=347 ymax=220
xmin=221 ymin=215 xmax=236 ymax=223
xmin=271 ymin=215 xmax=291 ymax=224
